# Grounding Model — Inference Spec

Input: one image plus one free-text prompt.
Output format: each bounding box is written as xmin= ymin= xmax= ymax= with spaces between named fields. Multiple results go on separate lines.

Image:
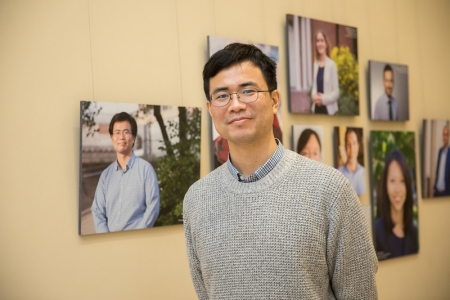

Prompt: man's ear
xmin=206 ymin=101 xmax=212 ymax=116
xmin=270 ymin=90 xmax=280 ymax=114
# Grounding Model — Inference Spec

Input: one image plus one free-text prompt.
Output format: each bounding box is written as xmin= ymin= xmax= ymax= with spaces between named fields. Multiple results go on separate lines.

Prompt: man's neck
xmin=228 ymin=137 xmax=278 ymax=178
xmin=346 ymin=159 xmax=358 ymax=172
xmin=116 ymin=152 xmax=132 ymax=170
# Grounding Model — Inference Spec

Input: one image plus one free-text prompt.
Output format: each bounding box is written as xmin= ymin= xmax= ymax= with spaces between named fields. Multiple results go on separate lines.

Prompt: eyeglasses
xmin=113 ymin=130 xmax=132 ymax=138
xmin=209 ymin=88 xmax=272 ymax=107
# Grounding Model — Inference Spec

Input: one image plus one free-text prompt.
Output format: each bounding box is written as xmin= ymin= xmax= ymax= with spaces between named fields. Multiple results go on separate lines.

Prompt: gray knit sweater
xmin=183 ymin=149 xmax=378 ymax=299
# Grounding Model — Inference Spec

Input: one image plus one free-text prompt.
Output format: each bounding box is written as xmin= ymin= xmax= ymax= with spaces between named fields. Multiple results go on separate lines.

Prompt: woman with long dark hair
xmin=375 ymin=149 xmax=418 ymax=259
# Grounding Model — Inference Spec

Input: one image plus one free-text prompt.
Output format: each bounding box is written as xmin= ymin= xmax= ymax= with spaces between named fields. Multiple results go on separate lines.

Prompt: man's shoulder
xmin=356 ymin=163 xmax=366 ymax=174
xmin=133 ymin=155 xmax=156 ymax=171
xmin=99 ymin=161 xmax=117 ymax=178
xmin=290 ymin=152 xmax=348 ymax=185
xmin=185 ymin=164 xmax=226 ymax=196
xmin=376 ymin=93 xmax=387 ymax=103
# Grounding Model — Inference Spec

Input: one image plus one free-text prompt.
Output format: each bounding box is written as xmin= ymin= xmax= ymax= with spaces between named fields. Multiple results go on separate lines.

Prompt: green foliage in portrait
xmin=154 ymin=108 xmax=201 ymax=226
xmin=371 ymin=131 xmax=416 ymax=183
xmin=330 ymin=46 xmax=359 ymax=116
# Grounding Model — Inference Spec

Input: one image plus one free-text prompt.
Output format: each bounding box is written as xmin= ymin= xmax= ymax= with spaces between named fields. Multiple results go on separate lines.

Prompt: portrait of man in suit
xmin=434 ymin=125 xmax=450 ymax=196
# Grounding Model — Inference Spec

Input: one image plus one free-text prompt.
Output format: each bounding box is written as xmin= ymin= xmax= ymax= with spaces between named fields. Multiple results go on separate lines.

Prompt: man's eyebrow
xmin=211 ymin=87 xmax=229 ymax=94
xmin=238 ymin=81 xmax=258 ymax=88
xmin=211 ymin=82 xmax=260 ymax=94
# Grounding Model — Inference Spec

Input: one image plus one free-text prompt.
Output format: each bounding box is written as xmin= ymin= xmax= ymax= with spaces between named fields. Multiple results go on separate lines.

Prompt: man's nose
xmin=228 ymin=93 xmax=246 ymax=109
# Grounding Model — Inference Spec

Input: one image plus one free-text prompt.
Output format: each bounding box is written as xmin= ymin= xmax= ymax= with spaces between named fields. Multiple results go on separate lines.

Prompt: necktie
xmin=388 ymin=98 xmax=393 ymax=120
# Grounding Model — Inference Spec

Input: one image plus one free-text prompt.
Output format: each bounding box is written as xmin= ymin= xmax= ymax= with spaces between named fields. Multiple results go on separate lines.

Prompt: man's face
xmin=207 ymin=61 xmax=279 ymax=146
xmin=345 ymin=131 xmax=359 ymax=163
xmin=443 ymin=127 xmax=449 ymax=147
xmin=111 ymin=120 xmax=135 ymax=156
xmin=383 ymin=70 xmax=394 ymax=97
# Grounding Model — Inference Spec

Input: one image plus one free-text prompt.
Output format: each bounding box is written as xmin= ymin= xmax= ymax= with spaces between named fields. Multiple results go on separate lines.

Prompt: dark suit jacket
xmin=434 ymin=147 xmax=450 ymax=196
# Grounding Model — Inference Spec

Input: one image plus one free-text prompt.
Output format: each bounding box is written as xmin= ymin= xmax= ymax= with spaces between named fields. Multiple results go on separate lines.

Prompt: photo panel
xmin=369 ymin=60 xmax=409 ymax=121
xmin=422 ymin=119 xmax=450 ymax=198
xmin=287 ymin=14 xmax=359 ymax=115
xmin=208 ymin=35 xmax=282 ymax=169
xmin=292 ymin=125 xmax=325 ymax=163
xmin=79 ymin=101 xmax=201 ymax=235
xmin=334 ymin=126 xmax=366 ymax=195
xmin=370 ymin=130 xmax=418 ymax=260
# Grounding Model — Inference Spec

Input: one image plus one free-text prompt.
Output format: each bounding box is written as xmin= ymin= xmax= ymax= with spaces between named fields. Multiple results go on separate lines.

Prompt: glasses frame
xmin=208 ymin=88 xmax=273 ymax=107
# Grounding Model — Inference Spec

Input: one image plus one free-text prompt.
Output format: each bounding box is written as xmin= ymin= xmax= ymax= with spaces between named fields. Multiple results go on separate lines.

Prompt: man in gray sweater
xmin=183 ymin=43 xmax=378 ymax=299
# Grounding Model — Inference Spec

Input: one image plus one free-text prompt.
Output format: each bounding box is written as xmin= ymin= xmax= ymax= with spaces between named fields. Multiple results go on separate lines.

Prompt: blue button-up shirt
xmin=227 ymin=139 xmax=285 ymax=183
xmin=91 ymin=152 xmax=160 ymax=233
xmin=338 ymin=163 xmax=366 ymax=195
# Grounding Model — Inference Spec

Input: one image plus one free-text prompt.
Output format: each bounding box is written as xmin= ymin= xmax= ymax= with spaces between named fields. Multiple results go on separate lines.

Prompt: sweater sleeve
xmin=183 ymin=192 xmax=209 ymax=300
xmin=326 ymin=178 xmax=378 ymax=300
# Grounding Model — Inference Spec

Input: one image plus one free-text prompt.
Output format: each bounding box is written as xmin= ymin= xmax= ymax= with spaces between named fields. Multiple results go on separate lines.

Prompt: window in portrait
xmin=369 ymin=60 xmax=409 ymax=121
xmin=207 ymin=35 xmax=282 ymax=169
xmin=292 ymin=125 xmax=324 ymax=163
xmin=370 ymin=130 xmax=419 ymax=260
xmin=79 ymin=101 xmax=201 ymax=235
xmin=334 ymin=126 xmax=366 ymax=195
xmin=286 ymin=14 xmax=359 ymax=116
xmin=422 ymin=119 xmax=450 ymax=198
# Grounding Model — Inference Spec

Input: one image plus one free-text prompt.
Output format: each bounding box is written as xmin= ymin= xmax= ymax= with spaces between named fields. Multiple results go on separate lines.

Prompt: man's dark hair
xmin=108 ymin=112 xmax=138 ymax=138
xmin=383 ymin=64 xmax=393 ymax=75
xmin=296 ymin=128 xmax=321 ymax=154
xmin=202 ymin=43 xmax=277 ymax=100
xmin=378 ymin=149 xmax=414 ymax=235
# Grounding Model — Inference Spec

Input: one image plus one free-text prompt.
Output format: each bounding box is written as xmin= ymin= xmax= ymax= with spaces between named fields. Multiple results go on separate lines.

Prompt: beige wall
xmin=1 ymin=0 xmax=449 ymax=299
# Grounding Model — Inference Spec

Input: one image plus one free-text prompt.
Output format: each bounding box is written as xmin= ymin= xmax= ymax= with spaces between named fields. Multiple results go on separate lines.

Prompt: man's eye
xmin=215 ymin=93 xmax=229 ymax=100
xmin=241 ymin=89 xmax=256 ymax=95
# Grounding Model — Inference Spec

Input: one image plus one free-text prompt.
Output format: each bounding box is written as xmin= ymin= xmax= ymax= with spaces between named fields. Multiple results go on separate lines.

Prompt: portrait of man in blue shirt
xmin=91 ymin=112 xmax=160 ymax=233
xmin=338 ymin=128 xmax=366 ymax=195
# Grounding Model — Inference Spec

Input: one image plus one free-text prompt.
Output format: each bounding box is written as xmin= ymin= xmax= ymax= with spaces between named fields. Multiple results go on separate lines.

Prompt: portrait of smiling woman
xmin=292 ymin=125 xmax=324 ymax=163
xmin=311 ymin=30 xmax=340 ymax=115
xmin=374 ymin=149 xmax=419 ymax=260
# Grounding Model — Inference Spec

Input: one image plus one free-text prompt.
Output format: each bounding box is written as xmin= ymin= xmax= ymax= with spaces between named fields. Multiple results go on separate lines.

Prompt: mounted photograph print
xmin=370 ymin=131 xmax=418 ymax=260
xmin=422 ymin=119 xmax=450 ymax=198
xmin=79 ymin=101 xmax=201 ymax=235
xmin=286 ymin=14 xmax=359 ymax=115
xmin=208 ymin=35 xmax=282 ymax=169
xmin=369 ymin=60 xmax=409 ymax=121
xmin=292 ymin=125 xmax=324 ymax=163
xmin=334 ymin=126 xmax=366 ymax=195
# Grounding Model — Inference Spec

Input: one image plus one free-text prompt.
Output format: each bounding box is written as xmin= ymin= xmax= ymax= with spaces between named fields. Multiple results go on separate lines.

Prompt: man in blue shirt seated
xmin=338 ymin=128 xmax=366 ymax=195
xmin=91 ymin=112 xmax=160 ymax=233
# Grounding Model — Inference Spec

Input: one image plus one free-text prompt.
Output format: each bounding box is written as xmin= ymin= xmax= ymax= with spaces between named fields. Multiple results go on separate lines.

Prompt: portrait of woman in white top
xmin=311 ymin=30 xmax=340 ymax=115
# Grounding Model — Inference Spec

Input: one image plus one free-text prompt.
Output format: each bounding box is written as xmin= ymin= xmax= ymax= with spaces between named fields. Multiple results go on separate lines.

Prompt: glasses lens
xmin=238 ymin=89 xmax=258 ymax=103
xmin=211 ymin=92 xmax=230 ymax=107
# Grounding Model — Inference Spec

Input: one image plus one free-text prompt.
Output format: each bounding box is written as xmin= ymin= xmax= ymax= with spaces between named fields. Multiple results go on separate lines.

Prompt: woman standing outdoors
xmin=311 ymin=30 xmax=340 ymax=115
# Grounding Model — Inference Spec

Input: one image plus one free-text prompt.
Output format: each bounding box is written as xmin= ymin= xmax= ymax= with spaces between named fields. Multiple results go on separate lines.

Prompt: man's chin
xmin=116 ymin=149 xmax=132 ymax=156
